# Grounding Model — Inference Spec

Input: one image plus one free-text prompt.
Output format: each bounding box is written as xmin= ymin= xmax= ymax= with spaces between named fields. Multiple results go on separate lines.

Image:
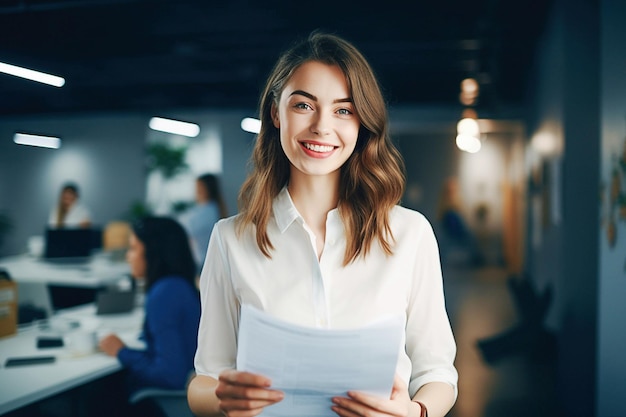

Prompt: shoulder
xmin=212 ymin=214 xmax=243 ymax=239
xmin=390 ymin=205 xmax=432 ymax=229
xmin=149 ymin=276 xmax=197 ymax=300
xmin=389 ymin=206 xmax=437 ymax=242
xmin=73 ymin=203 xmax=91 ymax=216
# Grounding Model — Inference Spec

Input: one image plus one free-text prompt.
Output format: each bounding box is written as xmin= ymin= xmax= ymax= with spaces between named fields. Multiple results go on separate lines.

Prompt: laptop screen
xmin=44 ymin=228 xmax=101 ymax=259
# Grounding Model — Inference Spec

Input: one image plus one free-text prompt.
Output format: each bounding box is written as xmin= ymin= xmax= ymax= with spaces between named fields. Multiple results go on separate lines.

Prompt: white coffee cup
xmin=65 ymin=330 xmax=97 ymax=356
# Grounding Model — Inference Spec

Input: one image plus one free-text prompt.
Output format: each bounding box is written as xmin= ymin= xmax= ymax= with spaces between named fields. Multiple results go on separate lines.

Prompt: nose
xmin=310 ymin=111 xmax=331 ymax=136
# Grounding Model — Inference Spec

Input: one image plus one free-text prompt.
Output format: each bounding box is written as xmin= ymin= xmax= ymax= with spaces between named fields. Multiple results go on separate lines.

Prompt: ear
xmin=271 ymin=104 xmax=280 ymax=129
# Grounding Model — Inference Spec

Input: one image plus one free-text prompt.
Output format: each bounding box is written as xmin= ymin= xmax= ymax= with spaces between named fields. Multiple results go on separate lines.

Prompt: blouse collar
xmin=272 ymin=186 xmax=342 ymax=234
xmin=273 ymin=186 xmax=301 ymax=233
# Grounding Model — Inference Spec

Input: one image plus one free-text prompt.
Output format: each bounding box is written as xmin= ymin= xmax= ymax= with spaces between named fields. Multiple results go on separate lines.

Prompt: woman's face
xmin=272 ymin=61 xmax=360 ymax=181
xmin=60 ymin=189 xmax=77 ymax=208
xmin=195 ymin=179 xmax=209 ymax=203
xmin=126 ymin=232 xmax=147 ymax=279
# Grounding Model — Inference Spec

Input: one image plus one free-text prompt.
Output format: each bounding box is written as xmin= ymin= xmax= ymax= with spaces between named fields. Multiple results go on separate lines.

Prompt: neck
xmin=288 ymin=172 xmax=339 ymax=230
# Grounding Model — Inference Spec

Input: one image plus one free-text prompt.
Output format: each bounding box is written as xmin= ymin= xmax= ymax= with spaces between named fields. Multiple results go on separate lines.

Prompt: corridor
xmin=444 ymin=265 xmax=558 ymax=417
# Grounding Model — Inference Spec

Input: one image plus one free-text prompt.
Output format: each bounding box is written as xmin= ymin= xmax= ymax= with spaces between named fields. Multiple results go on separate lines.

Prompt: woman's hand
xmin=98 ymin=333 xmax=125 ymax=357
xmin=331 ymin=374 xmax=421 ymax=417
xmin=215 ymin=369 xmax=284 ymax=417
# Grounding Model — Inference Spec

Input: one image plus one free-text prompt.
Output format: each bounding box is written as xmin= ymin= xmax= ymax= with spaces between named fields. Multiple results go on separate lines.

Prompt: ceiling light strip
xmin=240 ymin=117 xmax=261 ymax=134
xmin=0 ymin=62 xmax=65 ymax=87
xmin=149 ymin=117 xmax=200 ymax=137
xmin=14 ymin=133 xmax=61 ymax=149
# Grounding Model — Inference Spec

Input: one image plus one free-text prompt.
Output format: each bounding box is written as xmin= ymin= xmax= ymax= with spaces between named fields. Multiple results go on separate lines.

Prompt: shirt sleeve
xmin=194 ymin=219 xmax=240 ymax=378
xmin=405 ymin=216 xmax=458 ymax=399
xmin=48 ymin=208 xmax=57 ymax=227
xmin=117 ymin=282 xmax=193 ymax=390
xmin=77 ymin=204 xmax=91 ymax=223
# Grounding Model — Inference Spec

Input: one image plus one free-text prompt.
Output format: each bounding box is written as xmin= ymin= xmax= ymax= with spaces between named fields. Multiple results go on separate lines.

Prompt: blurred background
xmin=0 ymin=0 xmax=624 ymax=416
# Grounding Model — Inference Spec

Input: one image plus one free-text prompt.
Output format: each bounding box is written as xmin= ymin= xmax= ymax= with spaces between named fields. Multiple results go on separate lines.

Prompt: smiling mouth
xmin=302 ymin=142 xmax=335 ymax=153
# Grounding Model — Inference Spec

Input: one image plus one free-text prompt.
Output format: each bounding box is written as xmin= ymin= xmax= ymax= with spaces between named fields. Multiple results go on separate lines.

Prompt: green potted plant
xmin=145 ymin=143 xmax=188 ymax=179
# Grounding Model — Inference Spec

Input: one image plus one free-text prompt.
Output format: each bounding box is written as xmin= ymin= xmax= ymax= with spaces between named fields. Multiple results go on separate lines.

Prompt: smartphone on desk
xmin=5 ymin=356 xmax=56 ymax=367
xmin=37 ymin=336 xmax=64 ymax=349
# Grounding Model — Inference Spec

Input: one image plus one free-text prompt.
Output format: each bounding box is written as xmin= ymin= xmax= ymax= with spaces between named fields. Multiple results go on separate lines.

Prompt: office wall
xmin=0 ymin=102 xmax=481 ymax=259
xmin=395 ymin=117 xmax=525 ymax=269
xmin=0 ymin=109 xmax=256 ymax=257
xmin=0 ymin=113 xmax=147 ymax=256
xmin=529 ymin=0 xmax=626 ymax=417
xmin=597 ymin=0 xmax=626 ymax=415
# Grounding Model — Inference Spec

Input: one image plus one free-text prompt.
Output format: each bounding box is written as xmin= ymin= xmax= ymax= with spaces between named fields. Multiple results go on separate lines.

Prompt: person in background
xmin=436 ymin=177 xmax=484 ymax=266
xmin=98 ymin=216 xmax=201 ymax=415
xmin=48 ymin=182 xmax=92 ymax=228
xmin=179 ymin=173 xmax=228 ymax=271
xmin=187 ymin=32 xmax=457 ymax=417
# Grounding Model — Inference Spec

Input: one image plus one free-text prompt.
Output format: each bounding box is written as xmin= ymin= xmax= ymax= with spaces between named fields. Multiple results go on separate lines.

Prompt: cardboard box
xmin=0 ymin=279 xmax=17 ymax=338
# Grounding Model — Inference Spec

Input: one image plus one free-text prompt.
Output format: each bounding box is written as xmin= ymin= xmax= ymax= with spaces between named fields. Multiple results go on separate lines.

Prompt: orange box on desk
xmin=0 ymin=279 xmax=18 ymax=338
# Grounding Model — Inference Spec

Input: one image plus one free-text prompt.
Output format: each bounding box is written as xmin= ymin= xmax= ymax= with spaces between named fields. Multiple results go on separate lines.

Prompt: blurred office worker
xmin=98 ymin=216 xmax=200 ymax=414
xmin=178 ymin=173 xmax=227 ymax=270
xmin=48 ymin=182 xmax=92 ymax=229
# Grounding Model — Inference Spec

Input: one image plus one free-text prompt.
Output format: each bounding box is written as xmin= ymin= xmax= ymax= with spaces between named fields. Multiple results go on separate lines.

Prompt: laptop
xmin=44 ymin=228 xmax=101 ymax=261
xmin=95 ymin=290 xmax=136 ymax=315
xmin=17 ymin=281 xmax=54 ymax=320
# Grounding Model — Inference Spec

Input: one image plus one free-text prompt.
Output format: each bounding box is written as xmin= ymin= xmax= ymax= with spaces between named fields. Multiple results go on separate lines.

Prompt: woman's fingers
xmin=215 ymin=383 xmax=284 ymax=403
xmin=331 ymin=375 xmax=411 ymax=417
xmin=219 ymin=369 xmax=273 ymax=388
xmin=216 ymin=370 xmax=284 ymax=416
xmin=333 ymin=392 xmax=388 ymax=417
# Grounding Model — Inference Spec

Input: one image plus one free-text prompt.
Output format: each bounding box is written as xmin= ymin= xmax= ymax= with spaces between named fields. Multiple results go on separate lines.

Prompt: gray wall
xmin=0 ymin=106 xmax=470 ymax=258
xmin=0 ymin=113 xmax=147 ymax=256
xmin=597 ymin=0 xmax=626 ymax=415
xmin=0 ymin=109 xmax=256 ymax=257
xmin=523 ymin=0 xmax=626 ymax=415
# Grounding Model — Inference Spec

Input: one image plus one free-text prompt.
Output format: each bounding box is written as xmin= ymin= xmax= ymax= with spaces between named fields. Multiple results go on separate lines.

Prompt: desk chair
xmin=103 ymin=221 xmax=131 ymax=251
xmin=129 ymin=388 xmax=193 ymax=417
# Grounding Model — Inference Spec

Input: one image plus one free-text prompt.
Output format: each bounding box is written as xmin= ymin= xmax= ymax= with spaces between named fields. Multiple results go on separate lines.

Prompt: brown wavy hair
xmin=237 ymin=31 xmax=405 ymax=265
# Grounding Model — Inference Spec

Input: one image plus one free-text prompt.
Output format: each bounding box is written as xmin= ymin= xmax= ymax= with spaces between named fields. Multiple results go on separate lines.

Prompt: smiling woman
xmin=272 ymin=61 xmax=360 ymax=183
xmin=187 ymin=31 xmax=458 ymax=417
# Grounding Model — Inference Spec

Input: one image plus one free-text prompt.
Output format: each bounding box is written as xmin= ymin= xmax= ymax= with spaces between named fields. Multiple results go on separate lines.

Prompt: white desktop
xmin=0 ymin=251 xmax=131 ymax=313
xmin=0 ymin=302 xmax=144 ymax=415
xmin=0 ymin=252 xmax=130 ymax=288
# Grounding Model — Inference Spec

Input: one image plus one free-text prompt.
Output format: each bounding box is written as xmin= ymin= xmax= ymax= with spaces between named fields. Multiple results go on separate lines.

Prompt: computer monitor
xmin=44 ymin=228 xmax=101 ymax=259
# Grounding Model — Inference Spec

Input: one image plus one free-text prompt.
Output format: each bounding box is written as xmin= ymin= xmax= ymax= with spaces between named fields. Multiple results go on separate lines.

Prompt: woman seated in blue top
xmin=98 ymin=216 xmax=201 ymax=414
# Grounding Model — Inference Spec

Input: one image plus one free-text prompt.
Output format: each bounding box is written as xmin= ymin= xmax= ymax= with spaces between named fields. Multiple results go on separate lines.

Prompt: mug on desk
xmin=64 ymin=329 xmax=97 ymax=356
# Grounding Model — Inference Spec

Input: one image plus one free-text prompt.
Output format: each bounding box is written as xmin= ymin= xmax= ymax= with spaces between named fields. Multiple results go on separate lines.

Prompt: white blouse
xmin=194 ymin=187 xmax=458 ymax=398
xmin=47 ymin=203 xmax=91 ymax=228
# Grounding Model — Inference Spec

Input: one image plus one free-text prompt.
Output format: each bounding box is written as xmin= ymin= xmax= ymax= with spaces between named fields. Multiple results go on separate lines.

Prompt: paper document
xmin=236 ymin=304 xmax=404 ymax=417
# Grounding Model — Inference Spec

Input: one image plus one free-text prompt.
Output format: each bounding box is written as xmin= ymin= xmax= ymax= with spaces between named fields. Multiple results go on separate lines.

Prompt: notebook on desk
xmin=44 ymin=228 xmax=101 ymax=260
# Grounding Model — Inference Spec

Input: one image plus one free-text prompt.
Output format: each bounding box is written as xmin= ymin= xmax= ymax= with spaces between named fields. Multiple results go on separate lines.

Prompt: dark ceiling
xmin=0 ymin=0 xmax=553 ymax=118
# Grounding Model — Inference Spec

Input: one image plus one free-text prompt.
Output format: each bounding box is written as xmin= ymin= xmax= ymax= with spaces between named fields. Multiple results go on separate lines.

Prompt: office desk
xmin=0 ymin=254 xmax=130 ymax=288
xmin=0 ymin=254 xmax=132 ymax=310
xmin=0 ymin=304 xmax=144 ymax=415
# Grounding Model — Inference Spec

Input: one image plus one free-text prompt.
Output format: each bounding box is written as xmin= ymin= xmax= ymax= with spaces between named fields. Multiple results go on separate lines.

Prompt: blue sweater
xmin=117 ymin=276 xmax=200 ymax=393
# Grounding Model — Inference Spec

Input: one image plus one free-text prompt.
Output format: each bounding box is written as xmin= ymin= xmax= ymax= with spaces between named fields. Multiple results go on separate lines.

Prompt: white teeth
xmin=303 ymin=142 xmax=334 ymax=152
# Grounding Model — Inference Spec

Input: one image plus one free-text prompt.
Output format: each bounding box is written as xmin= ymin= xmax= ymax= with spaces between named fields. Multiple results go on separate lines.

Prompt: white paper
xmin=236 ymin=304 xmax=404 ymax=417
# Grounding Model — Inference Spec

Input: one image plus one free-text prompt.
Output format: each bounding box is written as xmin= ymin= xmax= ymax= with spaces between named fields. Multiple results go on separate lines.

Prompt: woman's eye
xmin=337 ymin=108 xmax=353 ymax=115
xmin=294 ymin=103 xmax=312 ymax=110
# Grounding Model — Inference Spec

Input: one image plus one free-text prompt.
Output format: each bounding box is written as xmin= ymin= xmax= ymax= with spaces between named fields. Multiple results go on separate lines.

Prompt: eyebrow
xmin=289 ymin=90 xmax=352 ymax=104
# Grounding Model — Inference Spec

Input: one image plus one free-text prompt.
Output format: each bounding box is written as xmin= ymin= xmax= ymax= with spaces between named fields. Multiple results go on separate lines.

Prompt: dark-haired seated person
xmin=48 ymin=182 xmax=92 ymax=229
xmin=97 ymin=217 xmax=200 ymax=415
